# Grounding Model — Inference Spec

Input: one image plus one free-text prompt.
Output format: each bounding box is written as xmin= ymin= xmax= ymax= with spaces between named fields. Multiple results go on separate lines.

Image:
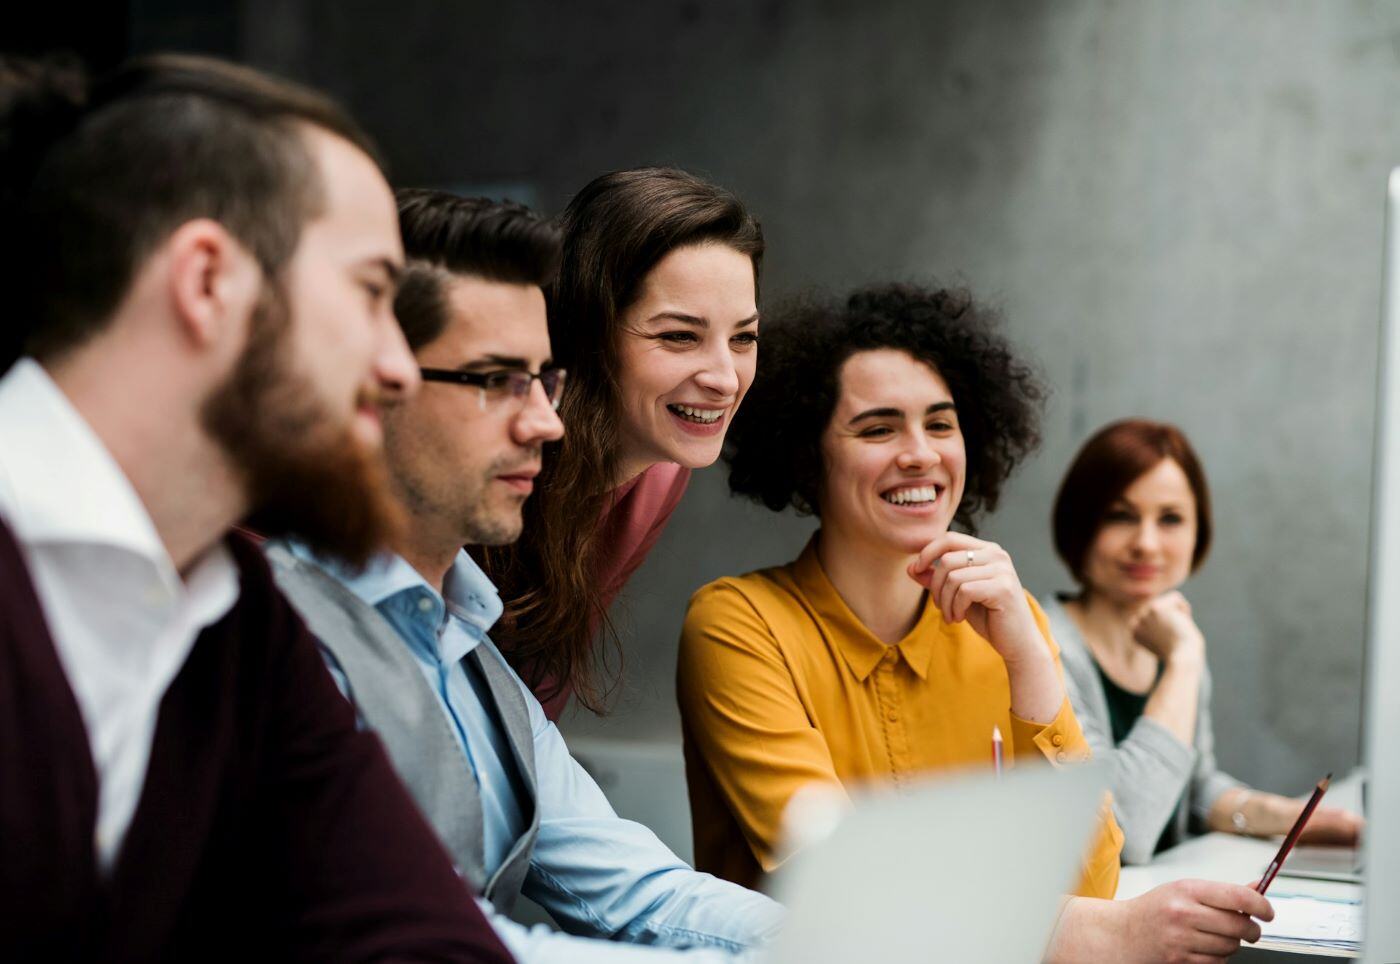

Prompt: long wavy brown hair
xmin=480 ymin=167 xmax=764 ymax=712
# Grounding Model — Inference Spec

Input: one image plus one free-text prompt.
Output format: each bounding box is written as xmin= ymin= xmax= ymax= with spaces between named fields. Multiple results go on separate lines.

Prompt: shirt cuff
xmin=1008 ymin=696 xmax=1090 ymax=767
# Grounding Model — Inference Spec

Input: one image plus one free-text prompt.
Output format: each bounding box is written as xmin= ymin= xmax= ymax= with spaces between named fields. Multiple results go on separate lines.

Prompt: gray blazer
xmin=1042 ymin=594 xmax=1242 ymax=865
xmin=265 ymin=544 xmax=540 ymax=912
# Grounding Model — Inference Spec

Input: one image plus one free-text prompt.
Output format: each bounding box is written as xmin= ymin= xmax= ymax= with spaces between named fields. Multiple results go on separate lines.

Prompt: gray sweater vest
xmin=265 ymin=545 xmax=539 ymax=913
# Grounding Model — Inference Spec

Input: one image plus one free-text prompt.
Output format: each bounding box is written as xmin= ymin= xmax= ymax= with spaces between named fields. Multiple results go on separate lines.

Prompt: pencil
xmin=1255 ymin=772 xmax=1332 ymax=895
xmin=992 ymin=724 xmax=1003 ymax=778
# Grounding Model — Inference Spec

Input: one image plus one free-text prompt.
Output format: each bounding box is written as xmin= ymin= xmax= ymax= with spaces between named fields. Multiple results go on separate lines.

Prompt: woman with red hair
xmin=1044 ymin=419 xmax=1362 ymax=864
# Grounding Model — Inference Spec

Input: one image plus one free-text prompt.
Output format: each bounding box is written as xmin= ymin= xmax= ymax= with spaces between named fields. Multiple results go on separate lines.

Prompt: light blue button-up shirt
xmin=323 ymin=549 xmax=528 ymax=876
xmin=291 ymin=544 xmax=783 ymax=963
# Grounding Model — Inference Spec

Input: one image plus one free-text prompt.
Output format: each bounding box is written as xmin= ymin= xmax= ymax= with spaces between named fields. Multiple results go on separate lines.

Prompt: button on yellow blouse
xmin=677 ymin=535 xmax=1123 ymax=895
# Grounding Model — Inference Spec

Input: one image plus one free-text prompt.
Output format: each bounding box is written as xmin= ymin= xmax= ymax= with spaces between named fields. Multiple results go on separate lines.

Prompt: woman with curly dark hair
xmin=677 ymin=283 xmax=1275 ymax=963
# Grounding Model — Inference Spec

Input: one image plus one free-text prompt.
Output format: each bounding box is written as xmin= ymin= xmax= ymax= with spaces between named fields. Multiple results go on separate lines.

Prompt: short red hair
xmin=1052 ymin=419 xmax=1213 ymax=584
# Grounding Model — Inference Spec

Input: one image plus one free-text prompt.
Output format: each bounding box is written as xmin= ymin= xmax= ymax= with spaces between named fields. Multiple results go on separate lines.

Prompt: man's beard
xmin=383 ymin=424 xmax=535 ymax=549
xmin=201 ymin=281 xmax=403 ymax=567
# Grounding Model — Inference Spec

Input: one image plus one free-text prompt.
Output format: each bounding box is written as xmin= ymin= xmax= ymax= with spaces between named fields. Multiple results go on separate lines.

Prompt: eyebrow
xmin=457 ymin=354 xmax=552 ymax=372
xmin=643 ymin=311 xmax=760 ymax=329
xmin=359 ymin=256 xmax=403 ymax=287
xmin=847 ymin=401 xmax=955 ymax=426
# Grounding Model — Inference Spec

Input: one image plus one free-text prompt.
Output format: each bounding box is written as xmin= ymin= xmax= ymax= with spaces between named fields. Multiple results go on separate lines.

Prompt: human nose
xmin=692 ymin=342 xmax=740 ymax=397
xmin=1132 ymin=521 xmax=1161 ymax=553
xmin=511 ymin=378 xmax=565 ymax=445
xmin=374 ymin=317 xmax=421 ymax=401
xmin=894 ymin=428 xmax=940 ymax=470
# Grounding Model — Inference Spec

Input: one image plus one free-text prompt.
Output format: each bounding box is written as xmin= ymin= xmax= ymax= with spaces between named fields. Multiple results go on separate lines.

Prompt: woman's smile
xmin=666 ymin=402 xmax=730 ymax=436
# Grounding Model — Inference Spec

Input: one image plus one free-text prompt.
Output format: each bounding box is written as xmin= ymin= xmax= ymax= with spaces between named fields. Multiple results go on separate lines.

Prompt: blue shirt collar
xmin=285 ymin=541 xmax=504 ymax=660
xmin=442 ymin=550 xmax=504 ymax=635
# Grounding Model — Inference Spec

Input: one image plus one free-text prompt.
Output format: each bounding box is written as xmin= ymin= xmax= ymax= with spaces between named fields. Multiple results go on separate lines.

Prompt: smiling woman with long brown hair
xmin=480 ymin=167 xmax=764 ymax=717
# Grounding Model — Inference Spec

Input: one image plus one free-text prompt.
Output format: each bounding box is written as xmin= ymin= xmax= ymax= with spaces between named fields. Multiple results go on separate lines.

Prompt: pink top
xmin=537 ymin=461 xmax=691 ymax=720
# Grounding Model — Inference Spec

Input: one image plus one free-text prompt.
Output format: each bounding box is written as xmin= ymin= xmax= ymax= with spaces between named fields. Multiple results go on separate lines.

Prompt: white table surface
xmin=1116 ymin=777 xmax=1363 ymax=959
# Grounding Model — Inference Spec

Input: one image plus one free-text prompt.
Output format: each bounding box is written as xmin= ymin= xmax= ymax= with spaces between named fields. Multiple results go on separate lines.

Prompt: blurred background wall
xmin=29 ymin=0 xmax=1400 ymax=799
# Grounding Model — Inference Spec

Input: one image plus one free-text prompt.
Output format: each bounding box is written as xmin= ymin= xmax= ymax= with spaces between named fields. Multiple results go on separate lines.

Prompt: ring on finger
xmin=966 ymin=550 xmax=976 ymax=567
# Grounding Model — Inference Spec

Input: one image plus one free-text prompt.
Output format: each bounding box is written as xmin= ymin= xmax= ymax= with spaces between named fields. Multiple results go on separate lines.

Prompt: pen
xmin=1255 ymin=773 xmax=1331 ymax=895
xmin=992 ymin=724 xmax=1003 ymax=778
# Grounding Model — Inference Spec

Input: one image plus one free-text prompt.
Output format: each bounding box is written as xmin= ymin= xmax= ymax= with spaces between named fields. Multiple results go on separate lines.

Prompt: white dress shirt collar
xmin=0 ymin=357 xmax=238 ymax=607
xmin=0 ymin=359 xmax=167 ymax=553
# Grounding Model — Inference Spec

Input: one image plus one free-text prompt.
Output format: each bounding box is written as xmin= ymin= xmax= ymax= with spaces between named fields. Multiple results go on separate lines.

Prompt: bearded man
xmin=0 ymin=54 xmax=511 ymax=962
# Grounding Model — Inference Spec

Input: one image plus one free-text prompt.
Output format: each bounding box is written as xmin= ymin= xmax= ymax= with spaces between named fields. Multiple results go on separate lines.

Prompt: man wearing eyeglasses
xmin=266 ymin=190 xmax=783 ymax=962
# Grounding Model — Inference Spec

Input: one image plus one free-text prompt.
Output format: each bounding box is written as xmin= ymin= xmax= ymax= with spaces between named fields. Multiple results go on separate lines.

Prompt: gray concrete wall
xmin=228 ymin=0 xmax=1400 ymax=794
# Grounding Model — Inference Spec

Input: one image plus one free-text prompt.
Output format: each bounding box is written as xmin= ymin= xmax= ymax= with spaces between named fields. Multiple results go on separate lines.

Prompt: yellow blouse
xmin=676 ymin=535 xmax=1123 ymax=895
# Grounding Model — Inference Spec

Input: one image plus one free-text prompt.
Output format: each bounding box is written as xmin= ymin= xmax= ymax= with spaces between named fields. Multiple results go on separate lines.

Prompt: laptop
xmin=1276 ymin=845 xmax=1363 ymax=884
xmin=1274 ymin=772 xmax=1366 ymax=884
xmin=764 ymin=762 xmax=1108 ymax=964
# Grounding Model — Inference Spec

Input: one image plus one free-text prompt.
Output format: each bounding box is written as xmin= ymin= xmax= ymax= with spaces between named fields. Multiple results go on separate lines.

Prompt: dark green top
xmin=1094 ymin=660 xmax=1179 ymax=854
xmin=1094 ymin=661 xmax=1152 ymax=745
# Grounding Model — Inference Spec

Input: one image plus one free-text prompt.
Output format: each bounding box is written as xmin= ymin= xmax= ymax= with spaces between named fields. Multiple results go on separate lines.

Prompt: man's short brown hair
xmin=1 ymin=53 xmax=382 ymax=368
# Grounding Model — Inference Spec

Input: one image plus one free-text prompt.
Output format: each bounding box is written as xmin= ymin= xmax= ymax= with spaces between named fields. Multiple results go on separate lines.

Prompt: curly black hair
xmin=725 ymin=282 xmax=1046 ymax=532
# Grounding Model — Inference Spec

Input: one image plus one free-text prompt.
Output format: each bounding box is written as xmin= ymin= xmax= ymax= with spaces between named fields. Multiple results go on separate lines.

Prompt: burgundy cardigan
xmin=0 ymin=520 xmax=514 ymax=963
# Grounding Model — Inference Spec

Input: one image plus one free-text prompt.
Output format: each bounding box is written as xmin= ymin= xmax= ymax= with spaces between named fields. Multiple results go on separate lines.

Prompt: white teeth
xmin=882 ymin=485 xmax=937 ymax=505
xmin=670 ymin=404 xmax=723 ymax=424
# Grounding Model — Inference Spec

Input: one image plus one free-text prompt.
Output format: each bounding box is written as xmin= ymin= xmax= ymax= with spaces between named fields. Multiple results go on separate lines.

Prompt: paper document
xmin=1259 ymin=892 xmax=1361 ymax=954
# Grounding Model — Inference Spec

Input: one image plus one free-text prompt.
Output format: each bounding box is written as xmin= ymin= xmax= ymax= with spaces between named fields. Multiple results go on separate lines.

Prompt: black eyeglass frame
xmin=418 ymin=367 xmax=567 ymax=410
